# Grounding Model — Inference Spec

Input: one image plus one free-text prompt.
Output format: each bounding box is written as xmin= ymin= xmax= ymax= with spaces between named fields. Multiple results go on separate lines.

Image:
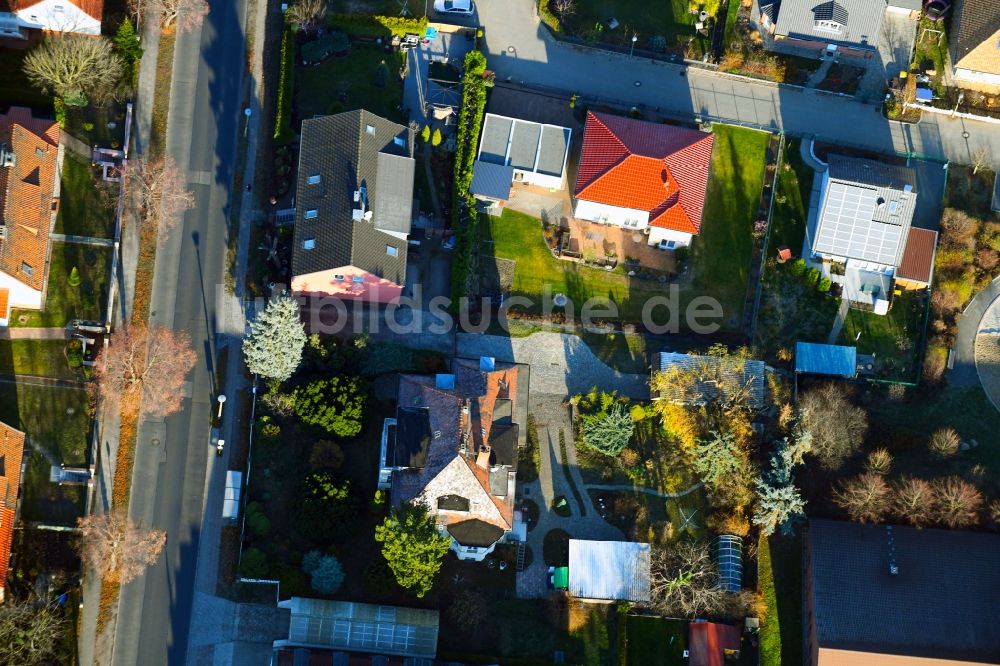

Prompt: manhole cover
xmin=66 ymin=407 xmax=75 ymax=415
xmin=151 ymin=438 xmax=161 ymax=447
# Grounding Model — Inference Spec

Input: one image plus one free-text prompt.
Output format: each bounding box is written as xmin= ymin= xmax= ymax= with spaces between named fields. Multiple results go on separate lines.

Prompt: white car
xmin=434 ymin=0 xmax=474 ymax=15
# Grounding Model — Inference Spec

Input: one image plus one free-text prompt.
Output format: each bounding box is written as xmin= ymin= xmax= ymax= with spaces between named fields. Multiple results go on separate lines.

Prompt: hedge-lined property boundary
xmin=326 ymin=13 xmax=427 ymax=38
xmin=274 ymin=21 xmax=297 ymax=145
xmin=449 ymin=50 xmax=488 ymax=305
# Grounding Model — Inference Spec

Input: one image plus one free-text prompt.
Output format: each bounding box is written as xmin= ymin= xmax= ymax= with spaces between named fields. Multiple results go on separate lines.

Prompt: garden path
xmin=827 ymin=299 xmax=850 ymax=344
xmin=0 ymin=327 xmax=68 ymax=340
xmin=585 ymin=482 xmax=703 ymax=499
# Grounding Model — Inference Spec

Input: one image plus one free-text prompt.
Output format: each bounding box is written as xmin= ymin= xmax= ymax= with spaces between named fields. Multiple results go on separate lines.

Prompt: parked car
xmin=924 ymin=0 xmax=951 ymax=21
xmin=434 ymin=0 xmax=474 ymax=15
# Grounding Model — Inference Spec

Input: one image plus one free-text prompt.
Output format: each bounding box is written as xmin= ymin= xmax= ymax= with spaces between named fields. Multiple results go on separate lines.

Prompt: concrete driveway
xmin=402 ymin=24 xmax=476 ymax=125
xmin=473 ymin=0 xmax=1000 ymax=165
xmin=858 ymin=11 xmax=917 ymax=101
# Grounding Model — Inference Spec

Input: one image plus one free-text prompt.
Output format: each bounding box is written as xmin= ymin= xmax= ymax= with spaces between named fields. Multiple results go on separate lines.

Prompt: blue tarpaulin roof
xmin=795 ymin=342 xmax=857 ymax=377
xmin=470 ymin=160 xmax=514 ymax=200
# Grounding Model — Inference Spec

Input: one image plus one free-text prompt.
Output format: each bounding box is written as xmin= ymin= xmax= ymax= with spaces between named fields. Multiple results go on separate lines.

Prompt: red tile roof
xmin=0 ymin=420 xmax=27 ymax=597
xmin=689 ymin=622 xmax=742 ymax=666
xmin=897 ymin=227 xmax=937 ymax=284
xmin=574 ymin=111 xmax=715 ymax=234
xmin=2 ymin=0 xmax=104 ymax=20
xmin=0 ymin=107 xmax=59 ymax=292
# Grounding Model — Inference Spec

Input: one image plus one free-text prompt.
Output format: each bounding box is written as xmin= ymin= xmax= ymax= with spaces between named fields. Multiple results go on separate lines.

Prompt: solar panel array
xmin=814 ymin=182 xmax=903 ymax=265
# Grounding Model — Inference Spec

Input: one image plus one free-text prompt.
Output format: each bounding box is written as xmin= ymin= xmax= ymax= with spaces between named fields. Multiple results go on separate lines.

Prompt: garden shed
xmin=795 ymin=342 xmax=857 ymax=378
xmin=568 ymin=539 xmax=651 ymax=603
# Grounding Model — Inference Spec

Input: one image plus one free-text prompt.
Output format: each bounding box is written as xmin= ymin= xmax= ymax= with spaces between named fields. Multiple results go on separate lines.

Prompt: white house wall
xmin=573 ymin=199 xmax=650 ymax=228
xmin=647 ymin=226 xmax=693 ymax=248
xmin=0 ymin=271 xmax=43 ymax=312
xmin=955 ymin=68 xmax=1000 ymax=87
xmin=16 ymin=0 xmax=101 ymax=35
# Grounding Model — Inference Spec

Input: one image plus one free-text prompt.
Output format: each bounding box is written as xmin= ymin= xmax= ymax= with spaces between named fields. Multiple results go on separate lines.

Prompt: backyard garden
xmin=483 ymin=124 xmax=771 ymax=329
xmin=9 ymin=245 xmax=112 ymax=329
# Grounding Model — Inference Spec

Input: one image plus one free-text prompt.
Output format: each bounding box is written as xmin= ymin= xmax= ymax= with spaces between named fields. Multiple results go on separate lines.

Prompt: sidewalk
xmin=0 ymin=327 xmax=67 ymax=340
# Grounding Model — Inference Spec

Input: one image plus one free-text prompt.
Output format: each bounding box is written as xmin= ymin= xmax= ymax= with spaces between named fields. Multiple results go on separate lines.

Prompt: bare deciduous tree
xmin=649 ymin=541 xmax=751 ymax=618
xmin=94 ymin=324 xmax=197 ymax=419
xmin=286 ymin=0 xmax=327 ymax=34
xmin=932 ymin=476 xmax=983 ymax=529
xmin=890 ymin=476 xmax=935 ymax=528
xmin=865 ymin=448 xmax=893 ymax=475
xmin=0 ymin=598 xmax=66 ymax=666
xmin=78 ymin=510 xmax=167 ymax=584
xmin=972 ymin=147 xmax=991 ymax=175
xmin=22 ymin=35 xmax=123 ymax=106
xmin=131 ymin=0 xmax=208 ymax=33
xmin=122 ymin=155 xmax=195 ymax=238
xmin=833 ymin=472 xmax=890 ymax=524
xmin=551 ymin=0 xmax=575 ymax=21
xmin=798 ymin=383 xmax=868 ymax=470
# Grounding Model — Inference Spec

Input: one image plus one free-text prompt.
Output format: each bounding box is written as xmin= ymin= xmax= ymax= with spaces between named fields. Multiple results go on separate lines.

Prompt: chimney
xmin=476 ymin=444 xmax=491 ymax=469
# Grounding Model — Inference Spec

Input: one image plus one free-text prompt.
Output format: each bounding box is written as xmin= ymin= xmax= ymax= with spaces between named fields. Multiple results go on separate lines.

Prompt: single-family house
xmin=689 ymin=621 xmax=743 ymax=666
xmin=290 ymin=110 xmax=415 ymax=305
xmin=470 ymin=113 xmax=571 ymax=204
xmin=568 ymin=539 xmax=651 ymax=603
xmin=572 ymin=111 xmax=714 ymax=249
xmin=273 ymin=598 xmax=440 ymax=660
xmin=382 ymin=357 xmax=524 ymax=561
xmin=0 ymin=106 xmax=60 ymax=327
xmin=806 ymin=155 xmax=935 ymax=314
xmin=651 ymin=351 xmax=767 ymax=410
xmin=805 ymin=519 xmax=1000 ymax=665
xmin=949 ymin=0 xmax=1000 ymax=93
xmin=754 ymin=0 xmax=915 ymax=58
xmin=0 ymin=420 xmax=27 ymax=603
xmin=0 ymin=0 xmax=103 ymax=39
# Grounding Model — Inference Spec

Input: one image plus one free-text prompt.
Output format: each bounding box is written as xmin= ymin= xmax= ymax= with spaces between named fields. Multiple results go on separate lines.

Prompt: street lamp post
xmin=630 ymin=34 xmax=638 ymax=59
xmin=243 ymin=107 xmax=252 ymax=137
xmin=217 ymin=394 xmax=227 ymax=419
xmin=951 ymin=92 xmax=964 ymax=118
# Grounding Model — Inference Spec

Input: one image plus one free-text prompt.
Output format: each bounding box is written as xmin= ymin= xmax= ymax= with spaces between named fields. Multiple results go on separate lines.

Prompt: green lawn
xmin=566 ymin=0 xmax=704 ymax=53
xmin=838 ymin=291 xmax=926 ymax=383
xmin=759 ymin=533 xmax=803 ymax=666
xmin=0 ymin=383 xmax=90 ymax=525
xmin=10 ymin=244 xmax=112 ymax=327
xmin=0 ymin=48 xmax=52 ymax=109
xmin=627 ymin=615 xmax=687 ymax=666
xmin=487 ymin=125 xmax=770 ymax=328
xmin=0 ymin=340 xmax=75 ymax=379
xmin=296 ymin=45 xmax=404 ymax=123
xmin=770 ymin=139 xmax=814 ymax=253
xmin=55 ymin=152 xmax=116 ymax=238
xmin=693 ymin=124 xmax=772 ymax=327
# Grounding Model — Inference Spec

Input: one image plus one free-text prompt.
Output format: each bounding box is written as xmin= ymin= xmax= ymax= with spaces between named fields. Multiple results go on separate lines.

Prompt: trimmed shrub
xmin=326 ymin=13 xmax=427 ymax=38
xmin=68 ymin=266 xmax=81 ymax=287
xmin=274 ymin=22 xmax=298 ymax=145
xmin=239 ymin=547 xmax=269 ymax=578
xmin=789 ymin=258 xmax=806 ymax=276
xmin=420 ymin=124 xmax=431 ymax=143
xmin=431 ymin=127 xmax=442 ymax=147
xmin=805 ymin=267 xmax=820 ymax=285
xmin=817 ymin=276 xmax=832 ymax=293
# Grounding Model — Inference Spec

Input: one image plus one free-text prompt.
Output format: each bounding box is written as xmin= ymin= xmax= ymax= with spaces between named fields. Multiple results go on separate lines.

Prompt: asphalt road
xmin=112 ymin=1 xmax=247 ymax=664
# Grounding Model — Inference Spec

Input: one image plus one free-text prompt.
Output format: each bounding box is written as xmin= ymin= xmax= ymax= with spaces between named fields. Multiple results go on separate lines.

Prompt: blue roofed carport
xmin=470 ymin=160 xmax=514 ymax=200
xmin=795 ymin=342 xmax=857 ymax=377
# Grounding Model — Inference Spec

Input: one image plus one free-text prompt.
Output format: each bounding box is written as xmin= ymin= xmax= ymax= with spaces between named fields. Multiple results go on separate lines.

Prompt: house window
xmin=306 ymin=174 xmax=321 ymax=185
xmin=814 ymin=20 xmax=842 ymax=34
xmin=352 ymin=275 xmax=365 ymax=284
xmin=365 ymin=124 xmax=375 ymax=135
xmin=21 ymin=261 xmax=33 ymax=277
xmin=304 ymin=209 xmax=318 ymax=219
xmin=386 ymin=245 xmax=398 ymax=257
xmin=303 ymin=238 xmax=315 ymax=250
xmin=334 ymin=275 xmax=345 ymax=282
xmin=53 ymin=4 xmax=63 ymax=10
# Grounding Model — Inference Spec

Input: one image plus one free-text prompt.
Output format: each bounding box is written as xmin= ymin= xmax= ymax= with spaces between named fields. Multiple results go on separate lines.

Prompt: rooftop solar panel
xmin=815 ymin=182 xmax=903 ymax=265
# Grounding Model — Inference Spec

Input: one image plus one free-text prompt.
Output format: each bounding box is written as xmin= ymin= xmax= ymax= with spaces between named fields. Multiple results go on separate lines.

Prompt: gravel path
xmin=457 ymin=331 xmax=650 ymax=399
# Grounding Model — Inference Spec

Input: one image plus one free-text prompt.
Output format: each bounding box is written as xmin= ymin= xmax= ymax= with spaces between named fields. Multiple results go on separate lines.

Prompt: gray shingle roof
xmin=808 ymin=519 xmax=1000 ymax=663
xmin=773 ymin=0 xmax=885 ymax=50
xmin=812 ymin=155 xmax=917 ymax=266
xmin=950 ymin=0 xmax=1000 ymax=66
xmin=291 ymin=110 xmax=414 ymax=284
xmin=470 ymin=160 xmax=514 ymax=200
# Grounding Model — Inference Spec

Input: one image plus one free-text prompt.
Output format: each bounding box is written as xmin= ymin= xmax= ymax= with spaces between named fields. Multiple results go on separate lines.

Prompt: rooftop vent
xmin=480 ymin=356 xmax=495 ymax=371
xmin=876 ymin=197 xmax=885 ymax=207
xmin=435 ymin=374 xmax=456 ymax=390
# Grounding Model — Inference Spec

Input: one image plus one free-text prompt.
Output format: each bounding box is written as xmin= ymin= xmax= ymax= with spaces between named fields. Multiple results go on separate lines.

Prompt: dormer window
xmin=304 ymin=209 xmax=318 ymax=219
xmin=815 ymin=19 xmax=842 ymax=34
xmin=306 ymin=174 xmax=321 ymax=185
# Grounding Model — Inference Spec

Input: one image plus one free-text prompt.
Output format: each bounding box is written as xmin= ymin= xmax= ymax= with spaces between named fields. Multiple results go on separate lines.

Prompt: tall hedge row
xmin=449 ymin=50 xmax=489 ymax=306
xmin=326 ymin=13 xmax=428 ymax=38
xmin=274 ymin=22 xmax=298 ymax=145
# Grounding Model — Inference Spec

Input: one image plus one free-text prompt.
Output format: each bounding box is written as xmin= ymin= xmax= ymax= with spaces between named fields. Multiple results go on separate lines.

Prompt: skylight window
xmin=365 ymin=125 xmax=376 ymax=135
xmin=334 ymin=275 xmax=345 ymax=282
xmin=393 ymin=136 xmax=406 ymax=148
xmin=889 ymin=201 xmax=899 ymax=215
xmin=352 ymin=275 xmax=365 ymax=284
xmin=304 ymin=209 xmax=318 ymax=219
xmin=303 ymin=238 xmax=315 ymax=249
xmin=306 ymin=174 xmax=321 ymax=185
xmin=386 ymin=245 xmax=398 ymax=257
xmin=21 ymin=262 xmax=33 ymax=277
